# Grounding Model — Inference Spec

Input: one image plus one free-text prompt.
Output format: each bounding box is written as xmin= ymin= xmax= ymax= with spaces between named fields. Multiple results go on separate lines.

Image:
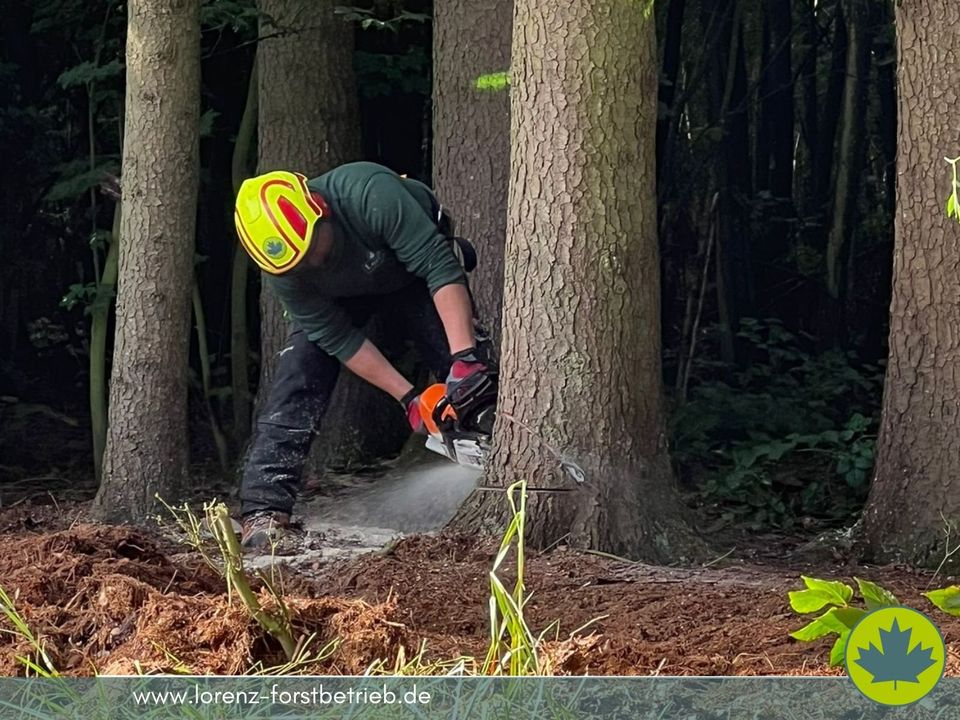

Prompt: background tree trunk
xmin=432 ymin=0 xmax=512 ymax=345
xmin=255 ymin=0 xmax=406 ymax=477
xmin=92 ymin=0 xmax=200 ymax=523
xmin=656 ymin=0 xmax=685 ymax=184
xmin=861 ymin=0 xmax=960 ymax=566
xmin=256 ymin=0 xmax=361 ymax=394
xmin=796 ymin=0 xmax=819 ymax=214
xmin=453 ymin=0 xmax=704 ymax=562
xmin=765 ymin=0 xmax=794 ymax=200
xmin=703 ymin=0 xmax=752 ymax=366
xmin=823 ymin=0 xmax=871 ymax=342
xmin=815 ymin=1 xmax=848 ymax=210
xmin=230 ymin=58 xmax=258 ymax=451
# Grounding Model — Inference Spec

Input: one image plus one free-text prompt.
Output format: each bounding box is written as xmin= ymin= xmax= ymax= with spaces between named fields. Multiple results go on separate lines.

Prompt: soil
xmin=2 ymin=493 xmax=960 ymax=677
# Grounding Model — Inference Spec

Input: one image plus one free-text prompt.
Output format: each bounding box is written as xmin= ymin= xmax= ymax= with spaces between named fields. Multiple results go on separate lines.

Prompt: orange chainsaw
xmin=417 ymin=369 xmax=498 ymax=470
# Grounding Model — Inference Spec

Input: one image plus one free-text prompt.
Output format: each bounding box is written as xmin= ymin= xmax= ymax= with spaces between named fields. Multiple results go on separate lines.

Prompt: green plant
xmin=789 ymin=576 xmax=898 ymax=666
xmin=0 ymin=585 xmax=60 ymax=677
xmin=945 ymin=156 xmax=960 ymax=223
xmin=481 ymin=479 xmax=560 ymax=676
xmin=791 ymin=575 xmax=960 ymax=666
xmin=158 ymin=498 xmax=298 ymax=660
xmin=671 ymin=318 xmax=884 ymax=527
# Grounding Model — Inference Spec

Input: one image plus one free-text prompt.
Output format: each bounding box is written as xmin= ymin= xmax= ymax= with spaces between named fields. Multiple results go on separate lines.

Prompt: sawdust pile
xmin=0 ymin=525 xmax=409 ymax=676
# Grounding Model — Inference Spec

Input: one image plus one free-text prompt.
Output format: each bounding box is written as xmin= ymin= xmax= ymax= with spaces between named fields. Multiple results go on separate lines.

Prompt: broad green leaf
xmin=949 ymin=194 xmax=958 ymax=219
xmin=802 ymin=576 xmax=853 ymax=604
xmin=820 ymin=606 xmax=867 ymax=632
xmin=790 ymin=618 xmax=835 ymax=641
xmin=789 ymin=589 xmax=844 ymax=614
xmin=924 ymin=586 xmax=960 ymax=616
xmin=856 ymin=578 xmax=899 ymax=610
xmin=830 ymin=631 xmax=850 ymax=667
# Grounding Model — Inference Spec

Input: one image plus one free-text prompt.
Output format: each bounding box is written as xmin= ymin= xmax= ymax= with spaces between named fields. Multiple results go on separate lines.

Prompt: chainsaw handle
xmin=432 ymin=394 xmax=455 ymax=429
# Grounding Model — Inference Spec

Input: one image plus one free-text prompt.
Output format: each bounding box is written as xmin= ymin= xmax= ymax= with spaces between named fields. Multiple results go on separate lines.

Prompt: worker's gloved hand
xmin=400 ymin=388 xmax=426 ymax=434
xmin=445 ymin=348 xmax=488 ymax=405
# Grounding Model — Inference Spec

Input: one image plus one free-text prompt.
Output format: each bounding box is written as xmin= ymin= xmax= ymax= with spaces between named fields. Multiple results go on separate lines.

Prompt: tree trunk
xmin=861 ymin=0 xmax=960 ymax=566
xmin=230 ymin=58 xmax=258 ymax=450
xmin=92 ymin=0 xmax=200 ymax=523
xmin=703 ymin=0 xmax=752 ymax=366
xmin=453 ymin=0 xmax=705 ymax=562
xmin=432 ymin=0 xmax=512 ymax=345
xmin=656 ymin=0 xmax=685 ymax=182
xmin=754 ymin=8 xmax=771 ymax=194
xmin=766 ymin=0 xmax=794 ymax=200
xmin=815 ymin=1 xmax=847 ymax=210
xmin=872 ymin=0 xmax=897 ymax=216
xmin=823 ymin=0 xmax=870 ymax=339
xmin=796 ymin=0 xmax=819 ymax=214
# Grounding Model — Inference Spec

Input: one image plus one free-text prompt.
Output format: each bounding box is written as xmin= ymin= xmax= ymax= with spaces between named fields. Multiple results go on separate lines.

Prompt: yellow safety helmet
xmin=234 ymin=170 xmax=328 ymax=274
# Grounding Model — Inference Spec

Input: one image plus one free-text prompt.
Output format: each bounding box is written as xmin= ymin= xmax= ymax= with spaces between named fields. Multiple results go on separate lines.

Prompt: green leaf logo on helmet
xmin=264 ymin=238 xmax=285 ymax=258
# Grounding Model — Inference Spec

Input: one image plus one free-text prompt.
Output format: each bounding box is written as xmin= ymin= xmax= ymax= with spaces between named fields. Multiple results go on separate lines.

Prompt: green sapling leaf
xmin=924 ymin=586 xmax=960 ymax=616
xmin=803 ymin=576 xmax=853 ymax=604
xmin=830 ymin=631 xmax=850 ymax=666
xmin=790 ymin=589 xmax=841 ymax=613
xmin=856 ymin=578 xmax=899 ymax=611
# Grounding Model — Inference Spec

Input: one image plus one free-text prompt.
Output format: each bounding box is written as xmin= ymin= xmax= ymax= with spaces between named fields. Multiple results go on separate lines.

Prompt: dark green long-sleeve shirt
xmin=264 ymin=162 xmax=466 ymax=362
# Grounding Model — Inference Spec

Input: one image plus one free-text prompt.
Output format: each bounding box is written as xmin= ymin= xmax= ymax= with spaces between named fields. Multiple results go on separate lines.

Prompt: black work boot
xmin=240 ymin=511 xmax=291 ymax=551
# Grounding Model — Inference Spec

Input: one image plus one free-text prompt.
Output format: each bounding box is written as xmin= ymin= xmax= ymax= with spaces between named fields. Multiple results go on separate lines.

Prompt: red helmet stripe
xmin=258 ymin=179 xmax=304 ymax=266
xmin=277 ymin=196 xmax=308 ymax=240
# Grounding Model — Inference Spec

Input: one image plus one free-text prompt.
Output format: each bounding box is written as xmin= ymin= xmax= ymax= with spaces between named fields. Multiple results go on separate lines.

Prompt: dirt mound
xmin=0 ymin=525 xmax=411 ymax=676
xmin=5 ymin=524 xmax=960 ymax=677
xmin=316 ymin=533 xmax=960 ymax=676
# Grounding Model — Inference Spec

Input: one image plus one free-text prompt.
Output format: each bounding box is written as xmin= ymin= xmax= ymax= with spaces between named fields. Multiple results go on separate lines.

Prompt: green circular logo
xmin=263 ymin=237 xmax=285 ymax=258
xmin=845 ymin=607 xmax=945 ymax=705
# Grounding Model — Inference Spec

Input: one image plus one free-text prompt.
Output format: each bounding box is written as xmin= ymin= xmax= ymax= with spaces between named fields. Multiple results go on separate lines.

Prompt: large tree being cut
xmin=454 ymin=0 xmax=704 ymax=561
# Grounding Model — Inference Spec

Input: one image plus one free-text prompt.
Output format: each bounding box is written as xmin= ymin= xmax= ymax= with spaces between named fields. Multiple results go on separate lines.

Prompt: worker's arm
xmin=342 ymin=340 xmax=412 ymax=401
xmin=433 ymin=283 xmax=475 ymax=355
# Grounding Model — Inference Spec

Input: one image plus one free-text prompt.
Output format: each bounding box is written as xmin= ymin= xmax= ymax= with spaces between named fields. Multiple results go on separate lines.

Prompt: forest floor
xmin=2 ymin=461 xmax=960 ymax=678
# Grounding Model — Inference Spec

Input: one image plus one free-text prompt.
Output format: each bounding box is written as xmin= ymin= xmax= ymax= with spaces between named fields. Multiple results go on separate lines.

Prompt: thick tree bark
xmin=453 ymin=0 xmax=705 ymax=562
xmin=862 ymin=0 xmax=960 ymax=566
xmin=432 ymin=0 xmax=512 ymax=345
xmin=92 ymin=0 xmax=200 ymax=523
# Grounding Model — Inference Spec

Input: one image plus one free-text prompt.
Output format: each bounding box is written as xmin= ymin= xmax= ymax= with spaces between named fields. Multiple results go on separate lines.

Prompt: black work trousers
xmin=239 ymin=281 xmax=453 ymax=518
